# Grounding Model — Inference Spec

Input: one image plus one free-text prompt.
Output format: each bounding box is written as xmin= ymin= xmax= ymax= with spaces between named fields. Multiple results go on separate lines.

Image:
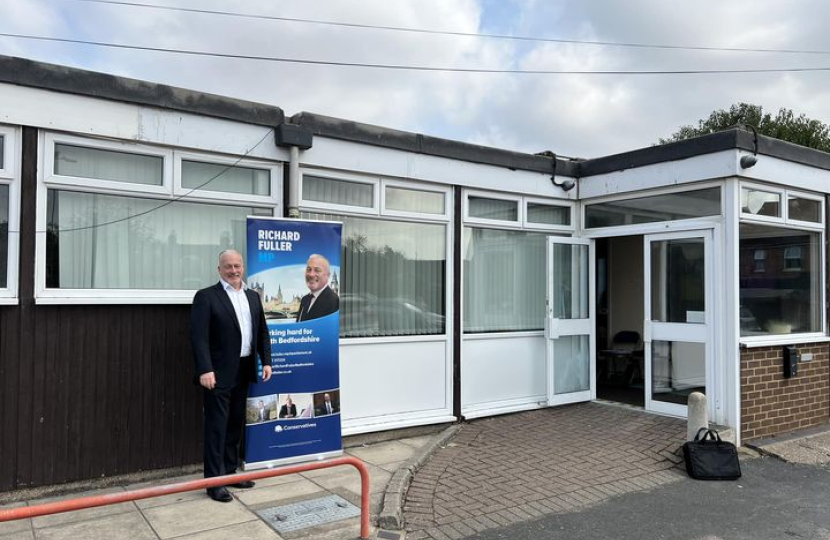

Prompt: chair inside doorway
xmin=597 ymin=330 xmax=645 ymax=406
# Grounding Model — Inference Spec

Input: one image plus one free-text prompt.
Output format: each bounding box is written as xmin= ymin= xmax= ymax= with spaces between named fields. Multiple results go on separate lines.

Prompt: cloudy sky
xmin=3 ymin=0 xmax=830 ymax=158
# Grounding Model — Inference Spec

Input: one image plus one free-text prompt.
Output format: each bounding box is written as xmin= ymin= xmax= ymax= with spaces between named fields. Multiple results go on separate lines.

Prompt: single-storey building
xmin=0 ymin=55 xmax=827 ymax=491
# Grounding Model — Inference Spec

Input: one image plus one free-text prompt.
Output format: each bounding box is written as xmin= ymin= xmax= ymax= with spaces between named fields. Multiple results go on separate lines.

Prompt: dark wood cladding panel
xmin=0 ymin=304 xmax=202 ymax=491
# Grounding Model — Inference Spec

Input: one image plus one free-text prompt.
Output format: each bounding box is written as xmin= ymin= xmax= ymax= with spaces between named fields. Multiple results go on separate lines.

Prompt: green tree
xmin=660 ymin=103 xmax=830 ymax=152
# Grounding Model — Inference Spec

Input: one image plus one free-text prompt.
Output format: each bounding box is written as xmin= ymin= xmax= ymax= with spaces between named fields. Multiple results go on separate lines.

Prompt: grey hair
xmin=218 ymin=249 xmax=242 ymax=265
xmin=307 ymin=253 xmax=331 ymax=273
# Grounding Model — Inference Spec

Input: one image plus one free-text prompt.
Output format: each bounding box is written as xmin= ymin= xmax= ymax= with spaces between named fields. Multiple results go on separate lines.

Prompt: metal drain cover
xmin=256 ymin=495 xmax=361 ymax=533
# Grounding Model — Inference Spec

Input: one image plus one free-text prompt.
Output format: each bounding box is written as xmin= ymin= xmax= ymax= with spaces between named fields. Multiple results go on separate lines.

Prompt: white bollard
xmin=687 ymin=391 xmax=708 ymax=441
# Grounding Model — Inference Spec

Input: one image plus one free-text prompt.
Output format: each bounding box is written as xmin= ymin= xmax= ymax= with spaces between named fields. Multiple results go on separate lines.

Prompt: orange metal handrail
xmin=0 ymin=456 xmax=371 ymax=539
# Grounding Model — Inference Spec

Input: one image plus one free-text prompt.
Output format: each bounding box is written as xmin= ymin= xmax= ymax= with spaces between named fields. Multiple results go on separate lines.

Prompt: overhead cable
xmin=3 ymin=32 xmax=830 ymax=75
xmin=50 ymin=0 xmax=830 ymax=56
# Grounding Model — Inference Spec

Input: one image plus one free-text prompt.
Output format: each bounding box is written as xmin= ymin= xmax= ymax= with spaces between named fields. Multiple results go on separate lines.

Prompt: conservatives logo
xmin=274 ymin=423 xmax=316 ymax=434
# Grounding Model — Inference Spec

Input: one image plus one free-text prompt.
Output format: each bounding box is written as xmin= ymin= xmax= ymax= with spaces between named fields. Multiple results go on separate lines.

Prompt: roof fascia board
xmin=0 ymin=55 xmax=284 ymax=128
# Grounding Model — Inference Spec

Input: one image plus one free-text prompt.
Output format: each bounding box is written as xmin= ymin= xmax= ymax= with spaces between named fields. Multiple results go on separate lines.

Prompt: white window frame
xmin=785 ymin=191 xmax=825 ymax=228
xmin=523 ymin=196 xmax=573 ymax=232
xmin=174 ymin=150 xmax=280 ymax=205
xmin=0 ymin=125 xmax=20 ymax=304
xmin=463 ymin=189 xmax=523 ymax=229
xmin=36 ymin=132 xmax=281 ymax=304
xmin=299 ymin=169 xmax=379 ymax=216
xmin=298 ymin=169 xmax=453 ymax=343
xmin=581 ymin=182 xmax=725 ymax=234
xmin=461 ymin=188 xmax=574 ymax=337
xmin=740 ymin=182 xmax=824 ymax=230
xmin=45 ymin=133 xmax=172 ymax=197
xmin=381 ymin=178 xmax=451 ymax=221
xmin=738 ymin=218 xmax=826 ymax=346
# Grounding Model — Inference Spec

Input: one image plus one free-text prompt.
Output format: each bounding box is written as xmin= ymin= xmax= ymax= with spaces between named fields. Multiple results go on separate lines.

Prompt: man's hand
xmin=199 ymin=371 xmax=216 ymax=390
xmin=262 ymin=365 xmax=272 ymax=382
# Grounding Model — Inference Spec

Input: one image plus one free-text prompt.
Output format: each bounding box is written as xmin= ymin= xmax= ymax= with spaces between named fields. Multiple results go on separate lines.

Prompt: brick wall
xmin=741 ymin=343 xmax=830 ymax=440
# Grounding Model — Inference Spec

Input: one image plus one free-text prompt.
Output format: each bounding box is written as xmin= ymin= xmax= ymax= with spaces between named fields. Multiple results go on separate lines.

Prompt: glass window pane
xmin=0 ymin=184 xmax=8 ymax=288
xmin=463 ymin=228 xmax=545 ymax=332
xmin=552 ymin=243 xmax=589 ymax=319
xmin=182 ymin=160 xmax=270 ymax=196
xmin=739 ymin=223 xmax=821 ymax=336
xmin=54 ymin=144 xmax=163 ymax=186
xmin=46 ymin=190 xmax=267 ymax=289
xmin=741 ymin=187 xmax=781 ymax=217
xmin=585 ymin=187 xmax=721 ymax=228
xmin=468 ymin=196 xmax=518 ymax=221
xmin=554 ymin=335 xmax=590 ymax=394
xmin=788 ymin=196 xmax=821 ymax=223
xmin=385 ymin=186 xmax=445 ymax=214
xmin=650 ymin=238 xmax=705 ymax=323
xmin=302 ymin=212 xmax=446 ymax=338
xmin=302 ymin=176 xmax=373 ymax=208
xmin=527 ymin=203 xmax=570 ymax=226
xmin=0 ymin=134 xmax=5 ymax=169
xmin=651 ymin=341 xmax=705 ymax=406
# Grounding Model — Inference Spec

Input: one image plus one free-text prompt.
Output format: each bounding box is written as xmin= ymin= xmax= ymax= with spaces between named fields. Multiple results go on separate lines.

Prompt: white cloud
xmin=3 ymin=0 xmax=830 ymax=157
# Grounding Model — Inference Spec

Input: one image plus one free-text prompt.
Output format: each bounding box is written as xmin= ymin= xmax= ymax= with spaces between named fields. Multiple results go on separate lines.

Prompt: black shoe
xmin=207 ymin=487 xmax=233 ymax=502
xmin=228 ymin=480 xmax=256 ymax=489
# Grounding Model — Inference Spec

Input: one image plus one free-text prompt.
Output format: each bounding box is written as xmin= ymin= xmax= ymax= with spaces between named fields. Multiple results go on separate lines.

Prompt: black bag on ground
xmin=682 ymin=428 xmax=741 ymax=480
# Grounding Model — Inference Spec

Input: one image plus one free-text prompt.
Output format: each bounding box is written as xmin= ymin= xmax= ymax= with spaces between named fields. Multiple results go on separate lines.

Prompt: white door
xmin=546 ymin=237 xmax=595 ymax=406
xmin=643 ymin=230 xmax=713 ymax=417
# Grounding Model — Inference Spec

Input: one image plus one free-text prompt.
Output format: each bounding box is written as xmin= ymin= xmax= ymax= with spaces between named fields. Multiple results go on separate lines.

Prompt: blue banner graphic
xmin=244 ymin=217 xmax=343 ymax=468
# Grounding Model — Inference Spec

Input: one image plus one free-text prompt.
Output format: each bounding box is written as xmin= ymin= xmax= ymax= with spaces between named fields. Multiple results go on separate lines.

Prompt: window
xmin=788 ymin=195 xmax=822 ymax=224
xmin=585 ymin=187 xmax=721 ymax=228
xmin=741 ymin=187 xmax=780 ymax=217
xmin=463 ymin=228 xmax=546 ymax=333
xmin=300 ymin=171 xmax=450 ymax=339
xmin=739 ymin=224 xmax=821 ymax=336
xmin=526 ymin=202 xmax=570 ymax=227
xmin=302 ymin=175 xmax=374 ymax=209
xmin=384 ymin=185 xmax=445 ymax=215
xmin=0 ymin=125 xmax=19 ymax=302
xmin=54 ymin=143 xmax=164 ymax=186
xmin=753 ymin=250 xmax=766 ymax=273
xmin=468 ymin=196 xmax=518 ymax=222
xmin=40 ymin=134 xmax=280 ymax=302
xmin=181 ymin=160 xmax=270 ymax=196
xmin=0 ymin=184 xmax=8 ymax=289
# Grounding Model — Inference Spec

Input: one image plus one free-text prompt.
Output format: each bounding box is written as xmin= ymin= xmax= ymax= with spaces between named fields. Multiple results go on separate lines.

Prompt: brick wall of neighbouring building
xmin=741 ymin=343 xmax=830 ymax=441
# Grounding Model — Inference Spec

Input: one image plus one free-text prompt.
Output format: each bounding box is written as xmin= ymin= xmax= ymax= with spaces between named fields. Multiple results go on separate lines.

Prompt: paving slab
xmin=173 ymin=519 xmax=283 ymax=540
xmin=233 ymin=478 xmax=325 ymax=507
xmin=0 ymin=502 xmax=30 ymax=537
xmin=33 ymin=511 xmax=155 ymax=540
xmin=757 ymin=431 xmax=830 ymax=466
xmin=142 ymin=497 xmax=257 ymax=538
xmin=29 ymin=488 xmax=135 ymax=529
xmin=348 ymin=441 xmax=419 ymax=467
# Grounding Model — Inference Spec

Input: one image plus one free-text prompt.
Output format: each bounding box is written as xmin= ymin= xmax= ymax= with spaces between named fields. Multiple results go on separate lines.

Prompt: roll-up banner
xmin=243 ymin=217 xmax=343 ymax=469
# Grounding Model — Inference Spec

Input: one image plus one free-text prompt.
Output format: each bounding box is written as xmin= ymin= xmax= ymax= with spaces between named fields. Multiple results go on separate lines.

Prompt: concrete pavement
xmin=1 ymin=404 xmax=827 ymax=540
xmin=0 ymin=434 xmax=434 ymax=540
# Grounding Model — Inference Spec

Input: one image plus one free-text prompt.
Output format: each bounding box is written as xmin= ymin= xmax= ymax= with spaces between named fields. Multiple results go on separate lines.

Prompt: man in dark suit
xmin=314 ymin=392 xmax=339 ymax=417
xmin=191 ymin=250 xmax=272 ymax=503
xmin=296 ymin=254 xmax=339 ymax=322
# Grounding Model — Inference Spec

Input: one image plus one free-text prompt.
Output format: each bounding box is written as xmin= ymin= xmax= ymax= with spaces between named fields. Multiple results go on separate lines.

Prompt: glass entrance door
xmin=643 ymin=231 xmax=712 ymax=416
xmin=546 ymin=237 xmax=595 ymax=406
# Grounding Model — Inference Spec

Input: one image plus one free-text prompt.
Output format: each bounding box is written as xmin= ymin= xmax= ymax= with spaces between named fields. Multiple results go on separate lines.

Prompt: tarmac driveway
xmin=403 ymin=402 xmax=688 ymax=540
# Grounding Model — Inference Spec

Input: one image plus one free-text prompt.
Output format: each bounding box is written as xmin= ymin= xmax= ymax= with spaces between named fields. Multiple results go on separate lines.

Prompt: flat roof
xmin=3 ymin=54 xmax=830 ymax=176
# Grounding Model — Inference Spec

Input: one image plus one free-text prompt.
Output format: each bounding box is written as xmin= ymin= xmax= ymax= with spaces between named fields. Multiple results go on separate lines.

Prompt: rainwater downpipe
xmin=274 ymin=123 xmax=314 ymax=218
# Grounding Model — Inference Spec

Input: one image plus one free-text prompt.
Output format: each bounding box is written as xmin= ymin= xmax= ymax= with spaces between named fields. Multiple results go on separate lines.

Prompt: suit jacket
xmin=315 ymin=401 xmax=338 ymax=416
xmin=190 ymin=282 xmax=271 ymax=388
xmin=279 ymin=404 xmax=297 ymax=418
xmin=297 ymin=286 xmax=339 ymax=322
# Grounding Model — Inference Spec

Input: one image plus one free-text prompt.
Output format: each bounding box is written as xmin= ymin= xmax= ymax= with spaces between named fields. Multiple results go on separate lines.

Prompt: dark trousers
xmin=203 ymin=359 xmax=251 ymax=479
